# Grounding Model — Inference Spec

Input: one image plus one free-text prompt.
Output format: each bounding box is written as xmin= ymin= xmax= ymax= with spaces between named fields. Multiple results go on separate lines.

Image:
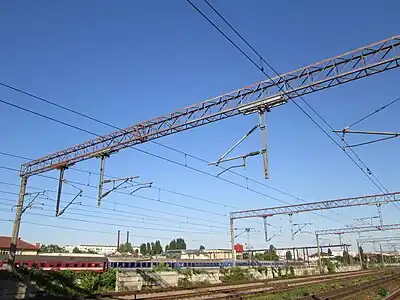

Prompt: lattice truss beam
xmin=316 ymin=223 xmax=400 ymax=236
xmin=358 ymin=236 xmax=400 ymax=245
xmin=20 ymin=35 xmax=400 ymax=177
xmin=230 ymin=192 xmax=400 ymax=219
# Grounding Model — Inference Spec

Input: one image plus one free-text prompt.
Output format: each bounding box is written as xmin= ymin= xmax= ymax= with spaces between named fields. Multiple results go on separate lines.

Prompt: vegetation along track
xmin=93 ymin=268 xmax=395 ymax=300
xmin=297 ymin=272 xmax=400 ymax=300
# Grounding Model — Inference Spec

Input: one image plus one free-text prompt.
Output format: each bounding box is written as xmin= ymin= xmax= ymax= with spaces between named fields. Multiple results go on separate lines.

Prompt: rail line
xmin=298 ymin=273 xmax=400 ymax=300
xmin=93 ymin=268 xmax=396 ymax=300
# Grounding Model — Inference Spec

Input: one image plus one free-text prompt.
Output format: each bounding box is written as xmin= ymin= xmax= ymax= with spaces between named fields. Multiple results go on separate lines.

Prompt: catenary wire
xmin=0 ymin=165 xmax=231 ymax=226
xmin=0 ymin=196 xmax=228 ymax=231
xmin=0 ymin=83 xmax=302 ymax=203
xmin=0 ymin=207 xmax=221 ymax=235
xmin=187 ymin=0 xmax=399 ymax=211
xmin=0 ymin=202 xmax=227 ymax=234
xmin=347 ymin=95 xmax=400 ymax=129
xmin=0 ymin=219 xmax=230 ymax=244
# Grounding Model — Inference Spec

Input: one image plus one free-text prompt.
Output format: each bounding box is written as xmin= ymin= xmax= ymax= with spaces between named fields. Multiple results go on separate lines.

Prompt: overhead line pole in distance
xmin=10 ymin=35 xmax=400 ymax=270
xmin=230 ymin=192 xmax=400 ymax=266
xmin=315 ymin=224 xmax=400 ymax=271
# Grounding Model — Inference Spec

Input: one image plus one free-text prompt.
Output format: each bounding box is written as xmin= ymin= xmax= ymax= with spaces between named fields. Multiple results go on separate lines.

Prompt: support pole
xmin=8 ymin=176 xmax=28 ymax=271
xmin=230 ymin=218 xmax=236 ymax=266
xmin=316 ymin=234 xmax=322 ymax=273
xmin=289 ymin=214 xmax=294 ymax=240
xmin=126 ymin=231 xmax=129 ymax=244
xmin=380 ymin=243 xmax=384 ymax=266
xmin=98 ymin=155 xmax=106 ymax=207
xmin=259 ymin=111 xmax=269 ymax=179
xmin=55 ymin=168 xmax=65 ymax=216
xmin=306 ymin=247 xmax=310 ymax=266
xmin=117 ymin=230 xmax=120 ymax=251
xmin=377 ymin=204 xmax=383 ymax=226
xmin=263 ymin=216 xmax=268 ymax=242
xmin=357 ymin=241 xmax=363 ymax=269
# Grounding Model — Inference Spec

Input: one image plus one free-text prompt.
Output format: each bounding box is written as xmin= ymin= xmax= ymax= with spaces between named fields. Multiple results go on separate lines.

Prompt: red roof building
xmin=0 ymin=236 xmax=40 ymax=255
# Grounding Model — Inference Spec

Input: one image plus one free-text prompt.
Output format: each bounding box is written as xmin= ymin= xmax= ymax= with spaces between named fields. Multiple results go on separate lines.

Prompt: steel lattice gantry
xmin=315 ymin=223 xmax=400 ymax=236
xmin=314 ymin=224 xmax=400 ymax=271
xmin=230 ymin=192 xmax=400 ymax=219
xmin=8 ymin=35 xmax=400 ymax=270
xmin=20 ymin=35 xmax=400 ymax=177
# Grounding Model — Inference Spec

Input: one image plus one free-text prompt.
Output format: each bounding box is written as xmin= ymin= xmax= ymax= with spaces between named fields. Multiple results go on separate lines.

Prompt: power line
xmin=188 ymin=0 xmax=398 ymax=211
xmin=0 ymin=83 xmax=303 ymax=203
xmin=0 ymin=219 xmax=230 ymax=244
xmin=0 ymin=197 xmax=228 ymax=231
xmin=347 ymin=95 xmax=400 ymax=129
xmin=0 ymin=168 xmax=230 ymax=226
xmin=0 ymin=152 xmax=345 ymax=225
xmin=0 ymin=202 xmax=227 ymax=234
xmin=0 ymin=207 xmax=222 ymax=235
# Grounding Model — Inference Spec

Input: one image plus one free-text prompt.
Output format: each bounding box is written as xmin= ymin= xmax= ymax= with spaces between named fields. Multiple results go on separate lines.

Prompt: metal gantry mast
xmin=9 ymin=35 xmax=400 ymax=269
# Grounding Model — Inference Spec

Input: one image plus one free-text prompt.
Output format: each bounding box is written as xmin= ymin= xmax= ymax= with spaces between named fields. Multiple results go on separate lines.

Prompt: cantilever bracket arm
xmin=129 ymin=182 xmax=153 ymax=195
xmin=56 ymin=190 xmax=83 ymax=217
xmin=209 ymin=125 xmax=259 ymax=166
xmin=99 ymin=176 xmax=139 ymax=201
xmin=19 ymin=191 xmax=46 ymax=214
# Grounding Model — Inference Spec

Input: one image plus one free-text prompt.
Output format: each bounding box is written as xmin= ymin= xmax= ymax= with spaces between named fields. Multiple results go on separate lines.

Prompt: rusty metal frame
xmin=20 ymin=35 xmax=400 ymax=177
xmin=316 ymin=223 xmax=400 ymax=236
xmin=230 ymin=192 xmax=400 ymax=219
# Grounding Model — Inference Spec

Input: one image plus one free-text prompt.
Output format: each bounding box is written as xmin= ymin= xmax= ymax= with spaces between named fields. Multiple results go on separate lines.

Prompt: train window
xmin=32 ymin=263 xmax=38 ymax=268
xmin=145 ymin=262 xmax=151 ymax=268
xmin=94 ymin=263 xmax=99 ymax=267
xmin=40 ymin=263 xmax=46 ymax=268
xmin=74 ymin=264 xmax=78 ymax=267
xmin=123 ymin=263 xmax=129 ymax=268
xmin=56 ymin=264 xmax=62 ymax=268
xmin=81 ymin=263 xmax=86 ymax=267
xmin=65 ymin=263 xmax=70 ymax=267
xmin=49 ymin=264 xmax=54 ymax=268
xmin=118 ymin=262 xmax=123 ymax=268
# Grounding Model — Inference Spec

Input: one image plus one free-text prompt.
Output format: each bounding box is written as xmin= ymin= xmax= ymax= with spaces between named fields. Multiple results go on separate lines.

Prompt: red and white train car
xmin=0 ymin=254 xmax=107 ymax=272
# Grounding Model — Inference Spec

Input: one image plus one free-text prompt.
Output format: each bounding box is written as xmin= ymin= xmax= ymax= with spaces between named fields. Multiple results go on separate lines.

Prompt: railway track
xmin=297 ymin=273 xmax=400 ymax=300
xmin=94 ymin=268 xmax=396 ymax=300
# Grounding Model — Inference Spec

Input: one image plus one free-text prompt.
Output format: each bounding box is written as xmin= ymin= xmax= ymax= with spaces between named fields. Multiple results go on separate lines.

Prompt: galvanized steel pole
xmin=316 ymin=234 xmax=322 ymax=273
xmin=230 ymin=217 xmax=236 ymax=266
xmin=8 ymin=176 xmax=28 ymax=271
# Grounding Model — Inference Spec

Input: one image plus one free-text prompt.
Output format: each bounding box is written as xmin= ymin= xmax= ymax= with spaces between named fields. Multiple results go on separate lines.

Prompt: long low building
xmin=165 ymin=249 xmax=232 ymax=260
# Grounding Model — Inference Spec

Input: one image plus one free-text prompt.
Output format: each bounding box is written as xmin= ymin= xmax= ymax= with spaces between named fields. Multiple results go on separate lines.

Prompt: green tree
xmin=165 ymin=245 xmax=169 ymax=252
xmin=327 ymin=248 xmax=333 ymax=256
xmin=169 ymin=239 xmax=177 ymax=250
xmin=151 ymin=242 xmax=155 ymax=254
xmin=140 ymin=243 xmax=147 ymax=255
xmin=146 ymin=242 xmax=151 ymax=254
xmin=176 ymin=238 xmax=186 ymax=249
xmin=200 ymin=245 xmax=205 ymax=251
xmin=119 ymin=242 xmax=133 ymax=253
xmin=154 ymin=240 xmax=163 ymax=254
xmin=285 ymin=250 xmax=292 ymax=261
xmin=87 ymin=249 xmax=97 ymax=254
xmin=72 ymin=247 xmax=82 ymax=253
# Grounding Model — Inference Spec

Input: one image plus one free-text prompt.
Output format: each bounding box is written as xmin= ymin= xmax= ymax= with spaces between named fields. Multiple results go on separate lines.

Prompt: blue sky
xmin=0 ymin=0 xmax=399 ymax=253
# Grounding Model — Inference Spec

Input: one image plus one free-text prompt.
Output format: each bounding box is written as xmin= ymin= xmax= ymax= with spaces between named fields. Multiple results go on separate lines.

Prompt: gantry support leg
xmin=263 ymin=216 xmax=268 ymax=242
xmin=258 ymin=111 xmax=269 ymax=179
xmin=377 ymin=204 xmax=383 ymax=226
xmin=357 ymin=241 xmax=363 ymax=269
xmin=98 ymin=154 xmax=107 ymax=207
xmin=316 ymin=234 xmax=322 ymax=273
xmin=55 ymin=167 xmax=66 ymax=216
xmin=230 ymin=217 xmax=236 ymax=266
xmin=8 ymin=176 xmax=28 ymax=271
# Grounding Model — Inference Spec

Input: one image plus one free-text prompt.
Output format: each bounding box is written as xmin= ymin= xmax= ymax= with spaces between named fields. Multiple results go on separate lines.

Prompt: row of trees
xmin=119 ymin=238 xmax=188 ymax=255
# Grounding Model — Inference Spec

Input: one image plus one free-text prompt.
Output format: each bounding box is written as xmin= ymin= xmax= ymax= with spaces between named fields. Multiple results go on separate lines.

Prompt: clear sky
xmin=0 ymin=0 xmax=399 ymax=254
